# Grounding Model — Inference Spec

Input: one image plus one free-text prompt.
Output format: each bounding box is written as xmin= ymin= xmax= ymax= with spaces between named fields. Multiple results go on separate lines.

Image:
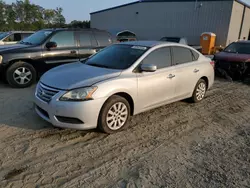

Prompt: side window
xmin=14 ymin=33 xmax=22 ymax=41
xmin=191 ymin=50 xmax=200 ymax=61
xmin=3 ymin=34 xmax=14 ymax=42
xmin=79 ymin=32 xmax=97 ymax=47
xmin=21 ymin=33 xmax=32 ymax=40
xmin=94 ymin=32 xmax=112 ymax=46
xmin=172 ymin=47 xmax=193 ymax=65
xmin=50 ymin=31 xmax=75 ymax=48
xmin=142 ymin=47 xmax=172 ymax=69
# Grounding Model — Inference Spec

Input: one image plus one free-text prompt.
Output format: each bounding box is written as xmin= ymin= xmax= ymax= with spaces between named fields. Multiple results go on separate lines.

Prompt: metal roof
xmin=90 ymin=0 xmax=250 ymax=15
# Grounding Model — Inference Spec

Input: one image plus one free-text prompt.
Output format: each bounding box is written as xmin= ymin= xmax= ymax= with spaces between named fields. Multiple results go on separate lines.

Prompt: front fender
xmin=93 ymin=76 xmax=138 ymax=111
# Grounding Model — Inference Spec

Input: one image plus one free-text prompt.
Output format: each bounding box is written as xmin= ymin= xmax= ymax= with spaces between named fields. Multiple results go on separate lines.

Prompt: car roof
xmin=119 ymin=40 xmax=179 ymax=47
xmin=40 ymin=28 xmax=109 ymax=32
xmin=9 ymin=31 xmax=34 ymax=33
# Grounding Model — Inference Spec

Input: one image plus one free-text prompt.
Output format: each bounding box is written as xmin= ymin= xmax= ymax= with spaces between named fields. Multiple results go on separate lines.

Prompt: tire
xmin=6 ymin=61 xmax=36 ymax=88
xmin=98 ymin=95 xmax=131 ymax=134
xmin=191 ymin=79 xmax=207 ymax=103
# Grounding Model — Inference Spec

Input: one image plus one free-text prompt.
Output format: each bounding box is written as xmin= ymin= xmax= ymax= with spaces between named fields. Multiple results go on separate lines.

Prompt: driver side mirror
xmin=140 ymin=64 xmax=157 ymax=72
xmin=46 ymin=41 xmax=57 ymax=49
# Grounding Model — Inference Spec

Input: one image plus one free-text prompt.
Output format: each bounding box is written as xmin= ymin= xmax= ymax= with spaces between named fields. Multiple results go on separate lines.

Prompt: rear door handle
xmin=167 ymin=74 xmax=175 ymax=79
xmin=194 ymin=69 xmax=199 ymax=73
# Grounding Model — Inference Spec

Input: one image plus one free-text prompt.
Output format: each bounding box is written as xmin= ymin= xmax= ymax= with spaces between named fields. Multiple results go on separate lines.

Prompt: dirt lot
xmin=0 ymin=79 xmax=250 ymax=188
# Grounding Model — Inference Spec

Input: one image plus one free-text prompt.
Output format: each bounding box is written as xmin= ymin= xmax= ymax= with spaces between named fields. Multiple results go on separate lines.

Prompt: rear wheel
xmin=6 ymin=61 xmax=36 ymax=88
xmin=98 ymin=95 xmax=130 ymax=134
xmin=191 ymin=79 xmax=207 ymax=103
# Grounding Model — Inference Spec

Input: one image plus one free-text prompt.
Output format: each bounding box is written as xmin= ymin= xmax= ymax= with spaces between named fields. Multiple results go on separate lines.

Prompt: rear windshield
xmin=85 ymin=44 xmax=149 ymax=70
xmin=224 ymin=42 xmax=250 ymax=54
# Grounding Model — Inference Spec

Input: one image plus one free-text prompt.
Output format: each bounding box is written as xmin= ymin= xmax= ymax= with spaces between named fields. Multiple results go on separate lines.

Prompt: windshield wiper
xmin=87 ymin=63 xmax=111 ymax=69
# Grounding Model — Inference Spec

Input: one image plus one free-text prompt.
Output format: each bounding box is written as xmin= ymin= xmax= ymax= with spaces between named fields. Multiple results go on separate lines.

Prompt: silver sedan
xmin=34 ymin=41 xmax=214 ymax=133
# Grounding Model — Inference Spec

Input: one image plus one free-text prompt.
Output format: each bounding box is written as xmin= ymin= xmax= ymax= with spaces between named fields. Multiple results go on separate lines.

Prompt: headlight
xmin=60 ymin=87 xmax=97 ymax=101
xmin=0 ymin=55 xmax=2 ymax=64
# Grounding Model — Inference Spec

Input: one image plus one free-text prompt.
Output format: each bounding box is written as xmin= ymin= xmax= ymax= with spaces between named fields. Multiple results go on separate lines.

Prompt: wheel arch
xmin=7 ymin=59 xmax=37 ymax=69
xmin=103 ymin=92 xmax=135 ymax=116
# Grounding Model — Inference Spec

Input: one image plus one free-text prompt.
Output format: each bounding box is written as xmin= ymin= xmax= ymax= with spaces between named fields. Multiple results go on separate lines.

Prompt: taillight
xmin=210 ymin=61 xmax=215 ymax=68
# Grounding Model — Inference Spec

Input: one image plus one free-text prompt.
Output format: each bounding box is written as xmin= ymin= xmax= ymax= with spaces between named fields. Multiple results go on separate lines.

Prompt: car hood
xmin=40 ymin=62 xmax=122 ymax=90
xmin=0 ymin=44 xmax=32 ymax=53
xmin=215 ymin=51 xmax=250 ymax=62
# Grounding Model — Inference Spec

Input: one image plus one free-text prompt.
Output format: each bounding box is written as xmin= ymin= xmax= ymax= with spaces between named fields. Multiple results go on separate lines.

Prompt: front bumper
xmin=34 ymin=90 xmax=108 ymax=130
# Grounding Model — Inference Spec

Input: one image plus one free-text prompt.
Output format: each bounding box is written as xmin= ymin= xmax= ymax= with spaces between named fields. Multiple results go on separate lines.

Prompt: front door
xmin=172 ymin=46 xmax=201 ymax=99
xmin=42 ymin=31 xmax=79 ymax=71
xmin=136 ymin=47 xmax=176 ymax=111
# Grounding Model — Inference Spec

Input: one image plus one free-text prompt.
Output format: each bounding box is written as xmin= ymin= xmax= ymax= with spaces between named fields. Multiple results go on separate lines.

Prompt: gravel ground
xmin=0 ymin=79 xmax=250 ymax=188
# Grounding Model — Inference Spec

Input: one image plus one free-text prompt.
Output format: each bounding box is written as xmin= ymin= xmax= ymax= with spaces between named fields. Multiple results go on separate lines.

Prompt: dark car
xmin=214 ymin=41 xmax=250 ymax=81
xmin=0 ymin=28 xmax=113 ymax=88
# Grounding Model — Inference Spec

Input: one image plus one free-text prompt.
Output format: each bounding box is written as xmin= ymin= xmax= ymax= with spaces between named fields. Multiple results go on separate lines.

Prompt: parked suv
xmin=0 ymin=31 xmax=34 ymax=45
xmin=0 ymin=28 xmax=113 ymax=88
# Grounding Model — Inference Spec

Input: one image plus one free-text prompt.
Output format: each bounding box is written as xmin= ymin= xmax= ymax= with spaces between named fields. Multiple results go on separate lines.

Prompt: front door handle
xmin=71 ymin=50 xmax=77 ymax=54
xmin=167 ymin=74 xmax=175 ymax=79
xmin=194 ymin=69 xmax=199 ymax=73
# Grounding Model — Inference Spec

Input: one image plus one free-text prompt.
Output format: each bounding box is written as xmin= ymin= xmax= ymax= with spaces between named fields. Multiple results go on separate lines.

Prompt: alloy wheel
xmin=196 ymin=82 xmax=206 ymax=101
xmin=106 ymin=102 xmax=128 ymax=130
xmin=13 ymin=67 xmax=32 ymax=85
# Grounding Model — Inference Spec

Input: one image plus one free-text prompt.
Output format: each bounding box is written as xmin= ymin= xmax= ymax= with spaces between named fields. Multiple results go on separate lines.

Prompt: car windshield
xmin=85 ymin=44 xmax=149 ymax=70
xmin=0 ymin=32 xmax=10 ymax=40
xmin=224 ymin=42 xmax=250 ymax=54
xmin=19 ymin=30 xmax=53 ymax=45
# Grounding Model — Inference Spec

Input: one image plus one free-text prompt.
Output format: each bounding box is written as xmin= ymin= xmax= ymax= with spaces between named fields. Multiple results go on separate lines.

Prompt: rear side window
xmin=191 ymin=50 xmax=200 ymax=61
xmin=79 ymin=31 xmax=97 ymax=47
xmin=172 ymin=46 xmax=193 ymax=65
xmin=50 ymin=31 xmax=75 ymax=47
xmin=142 ymin=47 xmax=172 ymax=69
xmin=94 ymin=32 xmax=112 ymax=46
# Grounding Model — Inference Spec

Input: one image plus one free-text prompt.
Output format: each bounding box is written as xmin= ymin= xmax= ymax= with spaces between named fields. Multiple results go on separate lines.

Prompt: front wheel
xmin=191 ymin=79 xmax=207 ymax=103
xmin=98 ymin=95 xmax=131 ymax=134
xmin=6 ymin=61 xmax=36 ymax=88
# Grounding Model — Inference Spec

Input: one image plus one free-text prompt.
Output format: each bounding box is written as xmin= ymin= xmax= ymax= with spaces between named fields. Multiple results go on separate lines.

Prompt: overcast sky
xmin=4 ymin=0 xmax=250 ymax=23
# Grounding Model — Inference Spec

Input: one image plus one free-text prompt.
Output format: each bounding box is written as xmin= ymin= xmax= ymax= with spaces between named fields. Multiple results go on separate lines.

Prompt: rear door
xmin=77 ymin=31 xmax=98 ymax=60
xmin=136 ymin=47 xmax=176 ymax=111
xmin=171 ymin=46 xmax=201 ymax=99
xmin=42 ymin=31 xmax=79 ymax=70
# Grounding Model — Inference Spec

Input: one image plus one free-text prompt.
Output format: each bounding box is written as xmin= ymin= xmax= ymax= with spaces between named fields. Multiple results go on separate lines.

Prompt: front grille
xmin=37 ymin=83 xmax=59 ymax=103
